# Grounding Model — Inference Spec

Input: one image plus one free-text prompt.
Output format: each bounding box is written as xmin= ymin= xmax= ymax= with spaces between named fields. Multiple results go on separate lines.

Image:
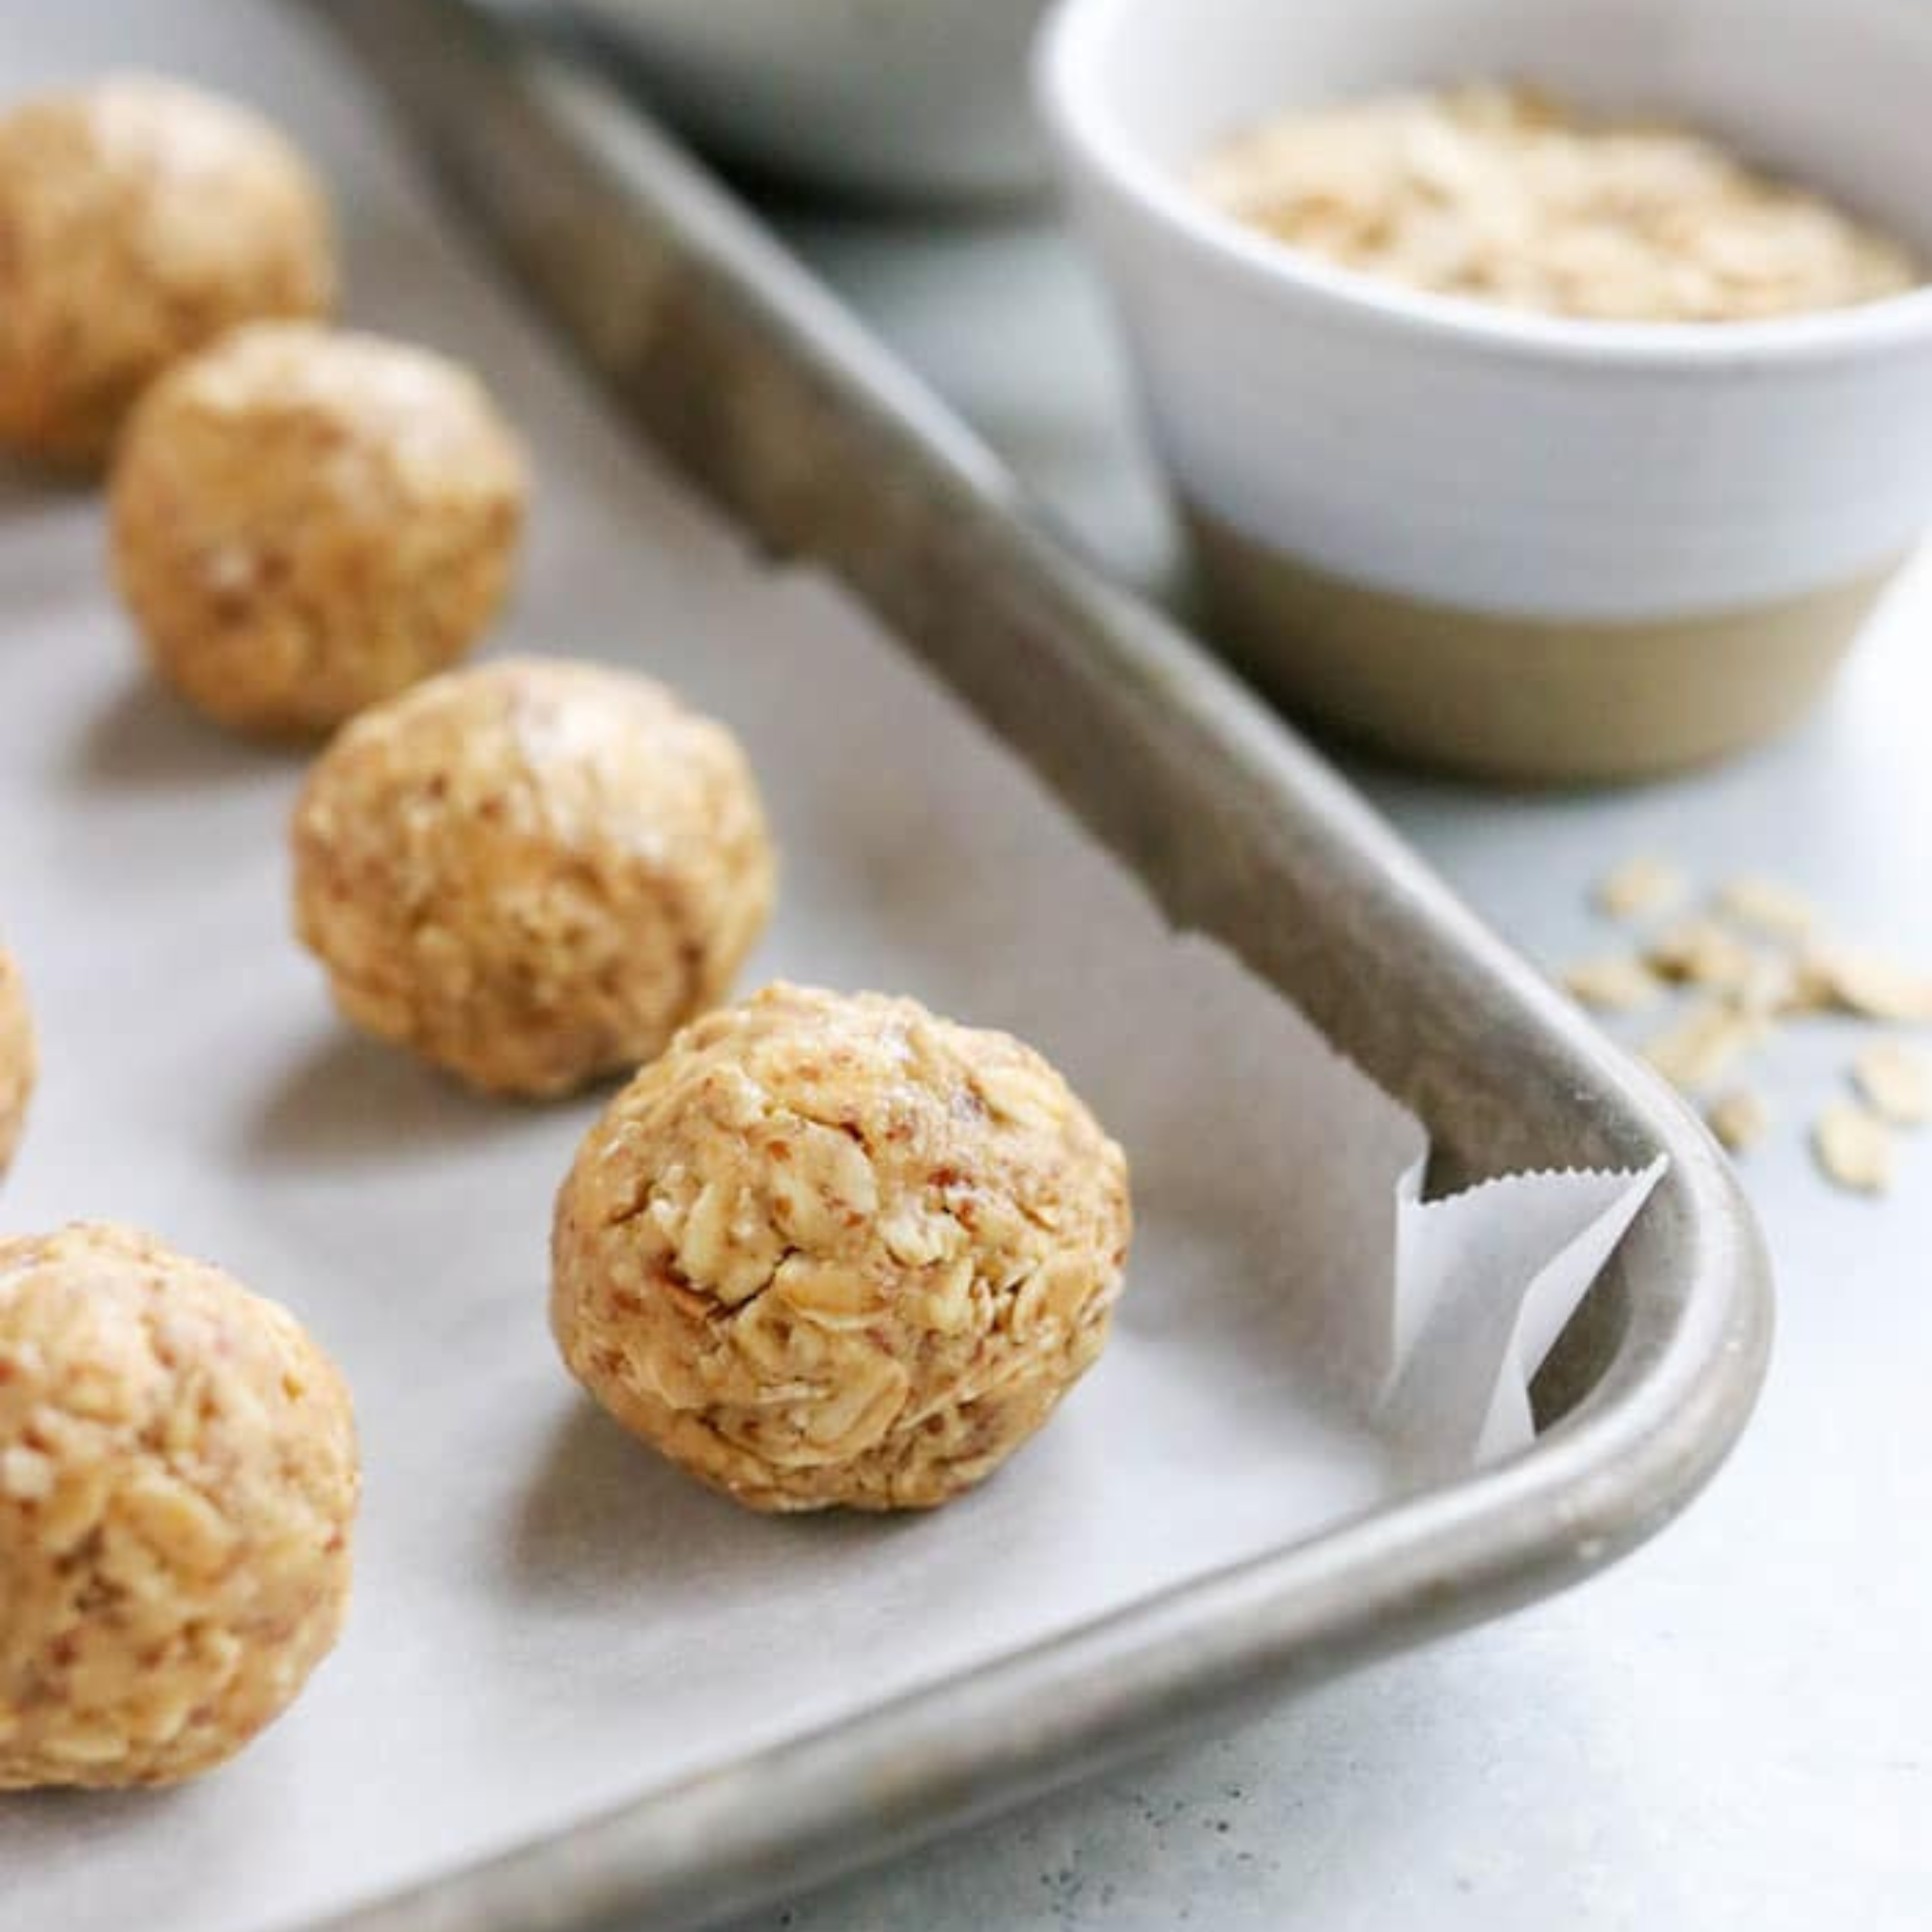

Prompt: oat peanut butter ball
xmin=0 ymin=946 xmax=34 ymax=1178
xmin=551 ymin=984 xmax=1132 ymax=1512
xmin=0 ymin=1225 xmax=358 ymax=1789
xmin=0 ymin=75 xmax=335 ymax=468
xmin=112 ymin=324 xmax=527 ymax=736
xmin=293 ymin=656 xmax=774 ymax=1097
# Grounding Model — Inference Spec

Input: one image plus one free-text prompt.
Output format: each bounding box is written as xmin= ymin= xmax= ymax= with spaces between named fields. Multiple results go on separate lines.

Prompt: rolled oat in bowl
xmin=1195 ymin=84 xmax=1919 ymax=324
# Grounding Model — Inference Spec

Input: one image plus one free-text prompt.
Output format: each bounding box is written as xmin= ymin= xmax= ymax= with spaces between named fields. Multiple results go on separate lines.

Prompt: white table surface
xmin=705 ymin=210 xmax=1932 ymax=1932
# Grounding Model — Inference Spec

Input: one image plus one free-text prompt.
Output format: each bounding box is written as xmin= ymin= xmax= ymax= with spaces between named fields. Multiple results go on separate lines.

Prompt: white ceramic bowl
xmin=570 ymin=0 xmax=1052 ymax=201
xmin=1038 ymin=0 xmax=1932 ymax=781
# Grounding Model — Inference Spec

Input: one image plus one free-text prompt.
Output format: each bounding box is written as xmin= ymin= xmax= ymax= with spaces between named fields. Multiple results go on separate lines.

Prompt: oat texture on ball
xmin=0 ymin=1225 xmax=358 ymax=1789
xmin=0 ymin=74 xmax=335 ymax=468
xmin=0 ymin=945 xmax=34 ymax=1178
xmin=551 ymin=984 xmax=1133 ymax=1513
xmin=112 ymin=324 xmax=527 ymax=737
xmin=293 ymin=657 xmax=774 ymax=1097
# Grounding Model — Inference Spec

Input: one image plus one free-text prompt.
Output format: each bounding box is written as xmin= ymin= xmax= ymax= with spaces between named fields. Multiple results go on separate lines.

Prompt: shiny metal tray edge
xmin=297 ymin=4 xmax=1773 ymax=1926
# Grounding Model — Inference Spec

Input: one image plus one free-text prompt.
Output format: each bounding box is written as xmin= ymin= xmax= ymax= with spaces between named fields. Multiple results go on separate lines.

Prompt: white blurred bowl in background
xmin=568 ymin=0 xmax=1053 ymax=202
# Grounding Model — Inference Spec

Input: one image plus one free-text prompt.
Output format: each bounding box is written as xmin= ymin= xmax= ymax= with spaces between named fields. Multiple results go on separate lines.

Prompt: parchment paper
xmin=0 ymin=4 xmax=1659 ymax=1927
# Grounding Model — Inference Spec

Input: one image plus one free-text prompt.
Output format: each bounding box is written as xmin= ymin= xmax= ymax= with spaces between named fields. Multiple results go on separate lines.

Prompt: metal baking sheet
xmin=3 ymin=3 xmax=1770 ymax=1929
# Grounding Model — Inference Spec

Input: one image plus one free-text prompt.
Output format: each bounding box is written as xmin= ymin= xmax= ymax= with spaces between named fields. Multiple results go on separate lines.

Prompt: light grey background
xmin=728 ymin=213 xmax=1932 ymax=1930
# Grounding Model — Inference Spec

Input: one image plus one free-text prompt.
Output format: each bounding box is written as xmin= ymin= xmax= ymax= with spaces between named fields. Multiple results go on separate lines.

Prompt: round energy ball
xmin=0 ymin=1224 xmax=358 ymax=1789
xmin=0 ymin=945 xmax=34 ymax=1178
xmin=111 ymin=323 xmax=526 ymax=736
xmin=551 ymin=983 xmax=1132 ymax=1512
xmin=0 ymin=75 xmax=335 ymax=468
xmin=292 ymin=657 xmax=774 ymax=1097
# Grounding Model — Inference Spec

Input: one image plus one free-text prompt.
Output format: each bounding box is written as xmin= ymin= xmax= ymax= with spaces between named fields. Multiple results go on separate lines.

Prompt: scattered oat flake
xmin=1705 ymin=1088 xmax=1770 ymax=1154
xmin=1595 ymin=855 xmax=1689 ymax=922
xmin=1731 ymin=951 xmax=1800 ymax=1019
xmin=1645 ymin=917 xmax=1761 ymax=993
xmin=1813 ymin=1100 xmax=1894 ymax=1194
xmin=1852 ymin=1040 xmax=1932 ymax=1126
xmin=1640 ymin=1000 xmax=1765 ymax=1094
xmin=1779 ymin=956 xmax=1835 ymax=1018
xmin=1716 ymin=874 xmax=1818 ymax=940
xmin=1798 ymin=942 xmax=1932 ymax=1023
xmin=1561 ymin=954 xmax=1660 ymax=1012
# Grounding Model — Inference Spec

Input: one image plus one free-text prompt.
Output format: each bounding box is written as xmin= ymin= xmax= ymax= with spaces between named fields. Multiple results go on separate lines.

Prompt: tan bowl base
xmin=1186 ymin=508 xmax=1900 ymax=786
